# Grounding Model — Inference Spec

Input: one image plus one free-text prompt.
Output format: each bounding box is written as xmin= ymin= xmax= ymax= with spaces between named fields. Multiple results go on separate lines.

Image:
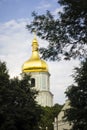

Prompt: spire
xmin=34 ymin=30 xmax=37 ymax=39
xmin=32 ymin=30 xmax=39 ymax=52
xmin=30 ymin=31 xmax=40 ymax=60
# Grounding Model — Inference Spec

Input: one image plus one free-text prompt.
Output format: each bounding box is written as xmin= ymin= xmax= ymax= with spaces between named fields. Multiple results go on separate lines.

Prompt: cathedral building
xmin=53 ymin=100 xmax=72 ymax=130
xmin=22 ymin=35 xmax=53 ymax=107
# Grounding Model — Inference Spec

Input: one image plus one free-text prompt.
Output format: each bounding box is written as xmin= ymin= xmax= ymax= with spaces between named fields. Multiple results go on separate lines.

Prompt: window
xmin=31 ymin=78 xmax=35 ymax=87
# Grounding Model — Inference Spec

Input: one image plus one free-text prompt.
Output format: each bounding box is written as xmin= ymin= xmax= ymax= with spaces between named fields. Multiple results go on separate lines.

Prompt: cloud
xmin=0 ymin=19 xmax=80 ymax=104
xmin=52 ymin=6 xmax=63 ymax=16
xmin=0 ymin=19 xmax=32 ymax=77
xmin=48 ymin=60 xmax=80 ymax=104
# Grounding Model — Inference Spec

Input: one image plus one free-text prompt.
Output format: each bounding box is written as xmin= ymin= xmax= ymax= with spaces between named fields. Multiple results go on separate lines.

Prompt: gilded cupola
xmin=22 ymin=34 xmax=48 ymax=73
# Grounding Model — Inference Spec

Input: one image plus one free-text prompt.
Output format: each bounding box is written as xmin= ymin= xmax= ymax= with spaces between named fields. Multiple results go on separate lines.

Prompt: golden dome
xmin=22 ymin=35 xmax=48 ymax=73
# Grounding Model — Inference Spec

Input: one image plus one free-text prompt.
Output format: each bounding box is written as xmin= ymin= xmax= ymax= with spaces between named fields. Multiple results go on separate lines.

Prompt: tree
xmin=64 ymin=58 xmax=87 ymax=130
xmin=0 ymin=61 xmax=42 ymax=130
xmin=39 ymin=104 xmax=63 ymax=130
xmin=27 ymin=0 xmax=87 ymax=60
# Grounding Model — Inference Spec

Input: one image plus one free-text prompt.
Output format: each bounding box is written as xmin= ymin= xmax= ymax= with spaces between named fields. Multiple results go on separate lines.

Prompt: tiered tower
xmin=22 ymin=35 xmax=53 ymax=107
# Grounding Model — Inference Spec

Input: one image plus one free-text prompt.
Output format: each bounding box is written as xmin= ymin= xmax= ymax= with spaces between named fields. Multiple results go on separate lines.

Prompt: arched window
xmin=31 ymin=78 xmax=35 ymax=87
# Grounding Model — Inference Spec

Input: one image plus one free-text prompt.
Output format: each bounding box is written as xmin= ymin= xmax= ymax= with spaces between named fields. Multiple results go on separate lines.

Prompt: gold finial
xmin=32 ymin=30 xmax=38 ymax=52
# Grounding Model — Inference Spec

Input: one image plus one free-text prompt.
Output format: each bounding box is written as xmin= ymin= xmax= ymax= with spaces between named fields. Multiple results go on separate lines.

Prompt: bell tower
xmin=22 ymin=34 xmax=53 ymax=107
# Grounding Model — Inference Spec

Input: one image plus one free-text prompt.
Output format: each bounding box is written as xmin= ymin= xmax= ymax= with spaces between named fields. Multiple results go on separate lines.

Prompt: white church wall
xmin=53 ymin=100 xmax=72 ymax=130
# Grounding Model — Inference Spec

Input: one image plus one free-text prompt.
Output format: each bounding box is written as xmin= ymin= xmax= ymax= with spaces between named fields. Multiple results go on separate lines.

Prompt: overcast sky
xmin=0 ymin=0 xmax=80 ymax=104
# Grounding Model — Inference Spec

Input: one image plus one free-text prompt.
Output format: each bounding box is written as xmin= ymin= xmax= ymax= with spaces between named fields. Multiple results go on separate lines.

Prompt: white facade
xmin=30 ymin=72 xmax=53 ymax=107
xmin=53 ymin=100 xmax=72 ymax=130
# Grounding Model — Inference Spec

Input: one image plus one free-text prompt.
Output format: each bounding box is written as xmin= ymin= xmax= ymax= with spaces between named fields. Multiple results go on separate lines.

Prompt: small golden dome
xmin=22 ymin=35 xmax=48 ymax=73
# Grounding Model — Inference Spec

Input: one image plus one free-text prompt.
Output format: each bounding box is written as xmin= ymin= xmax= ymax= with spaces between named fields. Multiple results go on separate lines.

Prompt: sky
xmin=0 ymin=0 xmax=80 ymax=104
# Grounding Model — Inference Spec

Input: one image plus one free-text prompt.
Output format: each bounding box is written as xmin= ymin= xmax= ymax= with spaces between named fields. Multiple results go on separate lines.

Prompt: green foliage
xmin=27 ymin=0 xmax=87 ymax=60
xmin=64 ymin=59 xmax=87 ymax=130
xmin=0 ymin=61 xmax=42 ymax=130
xmin=39 ymin=104 xmax=63 ymax=130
